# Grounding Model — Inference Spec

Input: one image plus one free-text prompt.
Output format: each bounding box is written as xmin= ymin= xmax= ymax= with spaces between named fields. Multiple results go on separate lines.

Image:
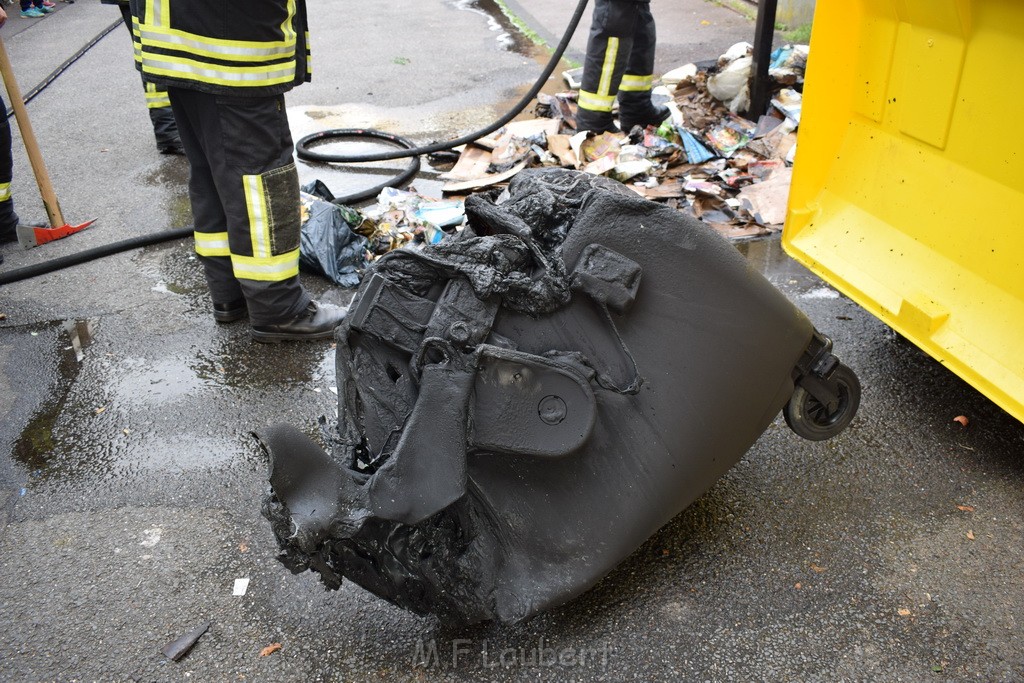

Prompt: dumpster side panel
xmin=784 ymin=0 xmax=1024 ymax=422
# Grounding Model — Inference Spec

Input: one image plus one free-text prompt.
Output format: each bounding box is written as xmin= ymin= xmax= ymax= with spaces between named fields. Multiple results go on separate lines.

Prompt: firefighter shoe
xmin=575 ymin=107 xmax=620 ymax=135
xmin=0 ymin=222 xmax=19 ymax=244
xmin=213 ymin=298 xmax=248 ymax=324
xmin=158 ymin=140 xmax=185 ymax=156
xmin=251 ymin=301 xmax=347 ymax=343
xmin=618 ymin=103 xmax=671 ymax=133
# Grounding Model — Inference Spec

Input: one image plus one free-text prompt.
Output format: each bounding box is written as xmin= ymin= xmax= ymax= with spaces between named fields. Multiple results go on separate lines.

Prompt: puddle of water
xmin=189 ymin=338 xmax=332 ymax=391
xmin=151 ymin=279 xmax=199 ymax=296
xmin=110 ymin=356 xmax=212 ymax=404
xmin=142 ymin=163 xmax=190 ymax=189
xmin=800 ymin=286 xmax=841 ymax=300
xmin=733 ymin=236 xmax=858 ymax=307
xmin=63 ymin=319 xmax=94 ymax=363
xmin=452 ymin=0 xmax=542 ymax=58
xmin=11 ymin=315 xmax=338 ymax=487
xmin=166 ymin=194 xmax=194 ymax=229
xmin=12 ymin=320 xmax=95 ymax=475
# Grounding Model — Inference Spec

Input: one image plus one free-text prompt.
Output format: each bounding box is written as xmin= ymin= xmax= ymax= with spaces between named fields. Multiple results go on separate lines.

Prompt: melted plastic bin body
xmin=783 ymin=1 xmax=1024 ymax=422
xmin=261 ymin=169 xmax=857 ymax=624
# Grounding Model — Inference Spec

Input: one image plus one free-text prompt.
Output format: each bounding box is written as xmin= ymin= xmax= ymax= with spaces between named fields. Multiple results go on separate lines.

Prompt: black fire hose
xmin=0 ymin=228 xmax=192 ymax=286
xmin=296 ymin=0 xmax=589 ymax=168
xmin=309 ymin=129 xmax=422 ymax=205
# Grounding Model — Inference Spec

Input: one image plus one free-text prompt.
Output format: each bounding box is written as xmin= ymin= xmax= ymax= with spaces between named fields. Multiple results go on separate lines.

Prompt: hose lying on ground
xmin=296 ymin=0 xmax=589 ymax=168
xmin=0 ymin=228 xmax=192 ymax=286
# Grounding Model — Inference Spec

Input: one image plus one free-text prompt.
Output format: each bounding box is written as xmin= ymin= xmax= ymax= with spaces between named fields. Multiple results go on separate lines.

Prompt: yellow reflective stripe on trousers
xmin=194 ymin=231 xmax=230 ymax=257
xmin=0 ymin=182 xmax=10 ymax=202
xmin=597 ymin=37 xmax=619 ymax=97
xmin=243 ymin=174 xmax=272 ymax=259
xmin=140 ymin=54 xmax=296 ymax=88
xmin=231 ymin=251 xmax=299 ymax=281
xmin=144 ymin=83 xmax=171 ymax=109
xmin=620 ymin=73 xmax=653 ymax=92
xmin=234 ymin=173 xmax=299 ymax=281
xmin=578 ymin=89 xmax=615 ymax=113
xmin=305 ymin=31 xmax=311 ymax=75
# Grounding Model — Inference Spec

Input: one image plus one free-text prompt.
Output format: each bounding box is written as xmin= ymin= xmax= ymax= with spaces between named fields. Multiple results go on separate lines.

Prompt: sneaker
xmin=20 ymin=8 xmax=44 ymax=17
xmin=37 ymin=5 xmax=54 ymax=12
xmin=41 ymin=0 xmax=55 ymax=5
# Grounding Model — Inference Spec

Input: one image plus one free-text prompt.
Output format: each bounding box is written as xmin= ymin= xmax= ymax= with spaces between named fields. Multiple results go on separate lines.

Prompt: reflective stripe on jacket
xmin=129 ymin=0 xmax=310 ymax=96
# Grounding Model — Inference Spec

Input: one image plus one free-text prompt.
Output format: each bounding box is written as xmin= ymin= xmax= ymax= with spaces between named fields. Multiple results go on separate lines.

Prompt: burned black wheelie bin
xmin=260 ymin=168 xmax=860 ymax=624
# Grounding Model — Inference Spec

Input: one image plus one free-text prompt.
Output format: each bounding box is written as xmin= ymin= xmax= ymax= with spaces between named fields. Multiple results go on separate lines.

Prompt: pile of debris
xmin=299 ymin=42 xmax=809 ymax=285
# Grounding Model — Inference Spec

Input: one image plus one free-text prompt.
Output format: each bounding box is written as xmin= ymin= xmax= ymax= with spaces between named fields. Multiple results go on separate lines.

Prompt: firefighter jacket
xmin=128 ymin=0 xmax=311 ymax=97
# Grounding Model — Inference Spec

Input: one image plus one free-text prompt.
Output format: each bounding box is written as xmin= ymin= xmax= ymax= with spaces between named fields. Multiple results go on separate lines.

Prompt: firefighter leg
xmin=169 ymin=88 xmax=247 ymax=320
xmin=145 ymin=84 xmax=182 ymax=154
xmin=168 ymin=88 xmax=323 ymax=327
xmin=118 ymin=3 xmax=181 ymax=155
xmin=0 ymin=91 xmax=18 ymax=248
xmin=172 ymin=89 xmax=346 ymax=339
xmin=616 ymin=2 xmax=670 ymax=131
xmin=576 ymin=0 xmax=638 ymax=133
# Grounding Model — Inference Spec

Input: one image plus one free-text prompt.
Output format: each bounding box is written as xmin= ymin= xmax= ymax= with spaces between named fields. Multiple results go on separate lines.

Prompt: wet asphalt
xmin=0 ymin=1 xmax=1022 ymax=682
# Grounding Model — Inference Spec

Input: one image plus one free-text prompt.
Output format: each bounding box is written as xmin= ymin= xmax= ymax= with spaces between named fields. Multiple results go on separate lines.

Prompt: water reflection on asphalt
xmin=12 ymin=308 xmax=338 ymax=489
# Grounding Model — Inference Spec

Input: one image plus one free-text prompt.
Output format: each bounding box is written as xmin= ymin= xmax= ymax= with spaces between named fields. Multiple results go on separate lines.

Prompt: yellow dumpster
xmin=783 ymin=0 xmax=1024 ymax=423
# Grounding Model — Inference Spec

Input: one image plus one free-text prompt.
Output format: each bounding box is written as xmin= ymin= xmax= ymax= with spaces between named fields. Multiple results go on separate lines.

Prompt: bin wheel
xmin=784 ymin=363 xmax=861 ymax=441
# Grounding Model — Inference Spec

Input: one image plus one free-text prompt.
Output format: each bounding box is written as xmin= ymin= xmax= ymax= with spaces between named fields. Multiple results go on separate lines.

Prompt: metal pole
xmin=746 ymin=0 xmax=778 ymax=121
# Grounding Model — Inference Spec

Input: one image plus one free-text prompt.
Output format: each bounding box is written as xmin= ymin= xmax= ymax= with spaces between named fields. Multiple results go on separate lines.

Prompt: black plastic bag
xmin=298 ymin=182 xmax=368 ymax=288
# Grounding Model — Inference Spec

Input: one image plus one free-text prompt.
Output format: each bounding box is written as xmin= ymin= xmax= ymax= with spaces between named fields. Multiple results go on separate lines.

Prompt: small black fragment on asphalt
xmin=161 ymin=621 xmax=211 ymax=662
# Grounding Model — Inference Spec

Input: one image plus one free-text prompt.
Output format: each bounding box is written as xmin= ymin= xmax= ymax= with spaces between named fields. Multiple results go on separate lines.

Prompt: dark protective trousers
xmin=168 ymin=88 xmax=310 ymax=325
xmin=0 ymin=92 xmax=18 ymax=238
xmin=578 ymin=0 xmax=657 ymax=115
xmin=117 ymin=3 xmax=179 ymax=150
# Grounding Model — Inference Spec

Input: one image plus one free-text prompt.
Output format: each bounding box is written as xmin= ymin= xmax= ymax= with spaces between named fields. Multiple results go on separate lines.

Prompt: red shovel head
xmin=16 ymin=219 xmax=96 ymax=248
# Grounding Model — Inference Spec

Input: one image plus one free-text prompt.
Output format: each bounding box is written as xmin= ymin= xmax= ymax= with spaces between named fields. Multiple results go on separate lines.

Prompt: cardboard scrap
xmin=737 ymin=166 xmax=793 ymax=226
xmin=442 ymin=157 xmax=532 ymax=193
xmin=546 ymin=134 xmax=578 ymax=168
xmin=441 ymin=146 xmax=492 ymax=182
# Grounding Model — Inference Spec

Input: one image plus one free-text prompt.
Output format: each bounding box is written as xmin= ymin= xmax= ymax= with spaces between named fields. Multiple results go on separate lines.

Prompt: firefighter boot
xmin=251 ymin=300 xmax=348 ymax=342
xmin=617 ymin=90 xmax=670 ymax=132
xmin=575 ymin=106 xmax=620 ymax=134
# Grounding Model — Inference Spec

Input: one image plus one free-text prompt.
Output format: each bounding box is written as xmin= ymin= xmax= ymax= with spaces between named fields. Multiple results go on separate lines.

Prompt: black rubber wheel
xmin=784 ymin=363 xmax=861 ymax=441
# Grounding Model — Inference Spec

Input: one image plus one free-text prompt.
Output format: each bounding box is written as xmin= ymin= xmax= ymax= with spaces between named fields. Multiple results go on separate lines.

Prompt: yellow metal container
xmin=783 ymin=0 xmax=1024 ymax=422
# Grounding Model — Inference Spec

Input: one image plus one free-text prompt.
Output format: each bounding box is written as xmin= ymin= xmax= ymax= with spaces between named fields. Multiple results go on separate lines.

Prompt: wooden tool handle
xmin=0 ymin=35 xmax=64 ymax=228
